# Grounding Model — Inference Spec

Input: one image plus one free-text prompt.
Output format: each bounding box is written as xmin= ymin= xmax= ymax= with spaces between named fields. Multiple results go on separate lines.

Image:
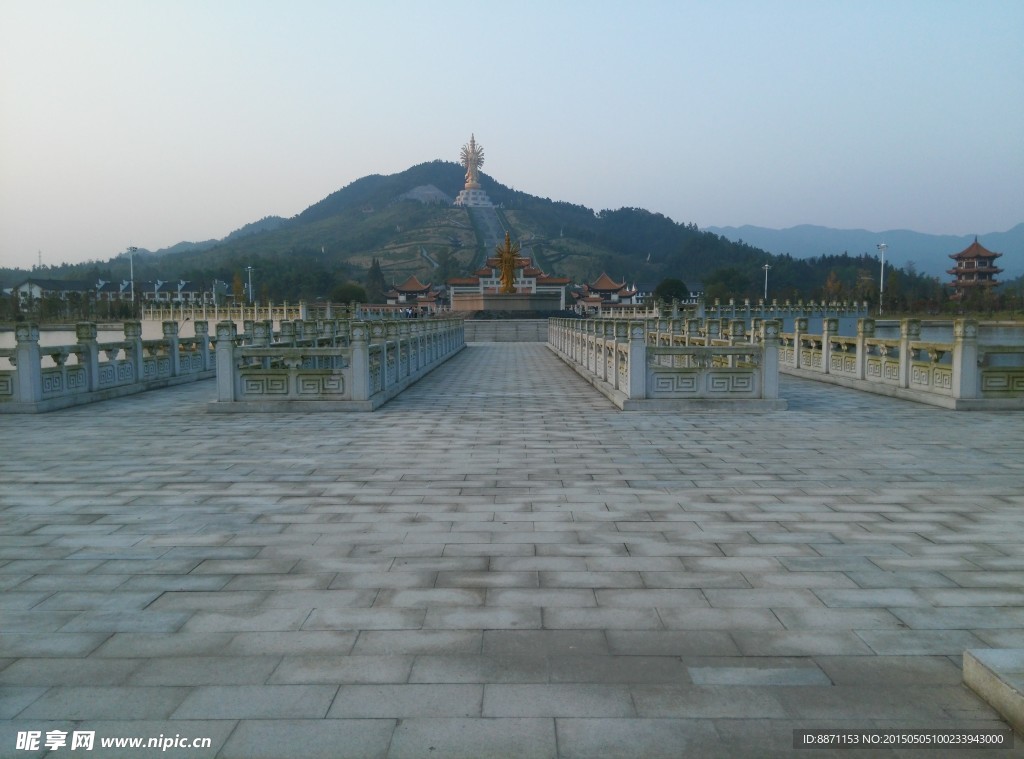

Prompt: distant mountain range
xmin=704 ymin=224 xmax=1024 ymax=279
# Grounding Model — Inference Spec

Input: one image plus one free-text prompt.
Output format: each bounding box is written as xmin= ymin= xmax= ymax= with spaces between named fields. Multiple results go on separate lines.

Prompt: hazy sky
xmin=2 ymin=0 xmax=1022 ymax=269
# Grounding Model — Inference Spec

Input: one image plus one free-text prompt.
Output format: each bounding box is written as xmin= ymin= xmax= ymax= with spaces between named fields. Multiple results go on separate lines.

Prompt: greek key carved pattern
xmin=981 ymin=370 xmax=1024 ymax=394
xmin=708 ymin=373 xmax=754 ymax=393
xmin=297 ymin=375 xmax=345 ymax=395
xmin=650 ymin=372 xmax=699 ymax=394
xmin=243 ymin=375 xmax=288 ymax=395
xmin=0 ymin=375 xmax=11 ymax=396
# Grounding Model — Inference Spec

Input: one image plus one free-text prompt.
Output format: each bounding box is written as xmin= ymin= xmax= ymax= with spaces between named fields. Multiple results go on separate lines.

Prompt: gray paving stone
xmin=327 ymin=683 xmax=482 ymax=717
xmin=483 ymin=683 xmax=634 ymax=717
xmin=605 ymin=630 xmax=740 ymax=656
xmin=3 ymin=344 xmax=1023 ymax=754
xmin=351 ymin=630 xmax=482 ymax=655
xmin=127 ymin=655 xmax=281 ymax=685
xmin=19 ymin=686 xmax=191 ymax=720
xmin=482 ymin=630 xmax=609 ymax=656
xmin=409 ymin=654 xmax=550 ymax=683
xmin=270 ymin=654 xmax=413 ymax=684
xmin=556 ymin=718 xmax=720 ymax=759
xmin=218 ymin=719 xmax=395 ymax=759
xmin=388 ymin=717 xmax=556 ymax=759
xmin=170 ymin=684 xmax=337 ymax=719
xmin=0 ymin=657 xmax=141 ymax=686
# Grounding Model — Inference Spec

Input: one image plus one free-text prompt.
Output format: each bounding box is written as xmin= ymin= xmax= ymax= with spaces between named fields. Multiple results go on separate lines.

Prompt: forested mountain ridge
xmin=6 ymin=161 xmax=952 ymax=309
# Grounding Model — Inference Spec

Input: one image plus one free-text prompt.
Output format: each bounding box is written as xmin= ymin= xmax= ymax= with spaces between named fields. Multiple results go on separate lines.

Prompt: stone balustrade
xmin=0 ymin=321 xmax=215 ymax=413
xmin=547 ymin=317 xmax=785 ymax=411
xmin=208 ymin=317 xmax=465 ymax=412
xmin=779 ymin=318 xmax=1024 ymax=410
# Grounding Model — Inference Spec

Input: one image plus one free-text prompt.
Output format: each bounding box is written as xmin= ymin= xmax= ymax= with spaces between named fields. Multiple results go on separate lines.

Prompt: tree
xmin=822 ymin=270 xmax=843 ymax=301
xmin=331 ymin=282 xmax=367 ymax=303
xmin=653 ymin=278 xmax=690 ymax=303
xmin=364 ymin=258 xmax=387 ymax=303
xmin=704 ymin=267 xmax=750 ymax=303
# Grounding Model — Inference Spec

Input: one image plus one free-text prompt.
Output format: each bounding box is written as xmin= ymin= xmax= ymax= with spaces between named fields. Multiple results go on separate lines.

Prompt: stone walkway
xmin=2 ymin=342 xmax=1023 ymax=758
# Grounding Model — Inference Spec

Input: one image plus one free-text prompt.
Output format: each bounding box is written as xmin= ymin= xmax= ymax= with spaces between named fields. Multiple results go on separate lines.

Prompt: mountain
xmin=12 ymin=162 xmax=961 ymax=309
xmin=704 ymin=223 xmax=1024 ymax=279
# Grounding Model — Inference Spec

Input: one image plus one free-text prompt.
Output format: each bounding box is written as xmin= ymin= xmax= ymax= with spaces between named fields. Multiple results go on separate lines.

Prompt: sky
xmin=1 ymin=0 xmax=1022 ymax=269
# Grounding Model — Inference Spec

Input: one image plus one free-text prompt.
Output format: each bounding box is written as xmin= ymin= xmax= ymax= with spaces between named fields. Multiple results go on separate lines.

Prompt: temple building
xmin=448 ymin=253 xmax=571 ymax=311
xmin=947 ymin=238 xmax=1003 ymax=300
xmin=572 ymin=273 xmax=641 ymax=314
xmin=384 ymin=275 xmax=444 ymax=314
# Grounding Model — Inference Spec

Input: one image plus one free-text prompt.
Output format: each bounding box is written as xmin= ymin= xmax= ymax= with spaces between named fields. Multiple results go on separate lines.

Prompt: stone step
xmin=963 ymin=649 xmax=1024 ymax=736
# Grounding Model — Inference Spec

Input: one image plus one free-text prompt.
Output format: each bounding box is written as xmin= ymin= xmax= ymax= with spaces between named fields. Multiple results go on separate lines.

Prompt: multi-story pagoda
xmin=947 ymin=237 xmax=1003 ymax=300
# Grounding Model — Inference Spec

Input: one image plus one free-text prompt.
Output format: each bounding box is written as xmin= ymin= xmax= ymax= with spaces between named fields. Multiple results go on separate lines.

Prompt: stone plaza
xmin=2 ymin=342 xmax=1023 ymax=757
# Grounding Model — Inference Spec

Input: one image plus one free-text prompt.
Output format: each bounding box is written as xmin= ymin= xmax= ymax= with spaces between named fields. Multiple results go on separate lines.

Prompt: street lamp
xmin=245 ymin=266 xmax=255 ymax=304
xmin=127 ymin=246 xmax=138 ymax=306
xmin=762 ymin=264 xmax=771 ymax=302
xmin=876 ymin=243 xmax=887 ymax=316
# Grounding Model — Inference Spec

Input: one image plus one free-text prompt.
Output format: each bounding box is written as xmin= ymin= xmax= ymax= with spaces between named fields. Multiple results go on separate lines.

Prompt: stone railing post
xmin=349 ymin=322 xmax=370 ymax=401
xmin=162 ymin=321 xmax=180 ymax=376
xmin=761 ymin=320 xmax=781 ymax=400
xmin=822 ymin=318 xmax=838 ymax=375
xmin=193 ymin=321 xmax=212 ymax=371
xmin=370 ymin=323 xmax=387 ymax=389
xmin=124 ymin=321 xmax=144 ymax=384
xmin=952 ymin=319 xmax=979 ymax=400
xmin=685 ymin=319 xmax=701 ymax=346
xmin=628 ymin=321 xmax=646 ymax=399
xmin=899 ymin=319 xmax=921 ymax=388
xmin=793 ymin=317 xmax=808 ymax=369
xmin=279 ymin=320 xmax=296 ymax=347
xmin=856 ymin=318 xmax=875 ymax=381
xmin=75 ymin=322 xmax=100 ymax=391
xmin=14 ymin=323 xmax=42 ymax=404
xmin=214 ymin=321 xmax=238 ymax=402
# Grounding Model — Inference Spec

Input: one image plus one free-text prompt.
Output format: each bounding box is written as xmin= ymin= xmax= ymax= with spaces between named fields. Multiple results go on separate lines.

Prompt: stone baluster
xmin=952 ymin=319 xmax=979 ymax=400
xmin=855 ymin=318 xmax=875 ymax=381
xmin=685 ymin=319 xmax=701 ymax=347
xmin=371 ymin=323 xmax=387 ymax=390
xmin=349 ymin=322 xmax=370 ymax=401
xmin=279 ymin=320 xmax=296 ymax=347
xmin=822 ymin=318 xmax=838 ymax=375
xmin=628 ymin=321 xmax=646 ymax=399
xmin=193 ymin=321 xmax=212 ymax=371
xmin=123 ymin=321 xmax=144 ymax=383
xmin=793 ymin=317 xmax=808 ymax=370
xmin=899 ymin=319 xmax=921 ymax=388
xmin=215 ymin=321 xmax=238 ymax=402
xmin=162 ymin=321 xmax=180 ymax=377
xmin=761 ymin=320 xmax=781 ymax=400
xmin=75 ymin=322 xmax=100 ymax=390
xmin=14 ymin=323 xmax=42 ymax=404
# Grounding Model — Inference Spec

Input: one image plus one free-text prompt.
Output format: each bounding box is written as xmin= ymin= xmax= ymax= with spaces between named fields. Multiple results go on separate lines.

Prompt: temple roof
xmin=589 ymin=272 xmax=626 ymax=292
xmin=949 ymin=238 xmax=1002 ymax=261
xmin=393 ymin=275 xmax=432 ymax=293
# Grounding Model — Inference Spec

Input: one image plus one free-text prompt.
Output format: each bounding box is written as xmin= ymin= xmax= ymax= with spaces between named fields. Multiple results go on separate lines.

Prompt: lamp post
xmin=762 ymin=264 xmax=771 ymax=302
xmin=127 ymin=246 xmax=138 ymax=314
xmin=245 ymin=266 xmax=255 ymax=304
xmin=876 ymin=243 xmax=887 ymax=316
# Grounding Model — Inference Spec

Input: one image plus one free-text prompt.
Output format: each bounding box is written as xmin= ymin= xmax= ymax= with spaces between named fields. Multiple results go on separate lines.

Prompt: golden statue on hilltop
xmin=460 ymin=134 xmax=484 ymax=190
xmin=496 ymin=232 xmax=520 ymax=293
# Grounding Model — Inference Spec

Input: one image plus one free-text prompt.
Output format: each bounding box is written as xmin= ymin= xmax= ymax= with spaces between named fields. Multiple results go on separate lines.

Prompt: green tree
xmin=704 ymin=267 xmax=750 ymax=303
xmin=364 ymin=258 xmax=387 ymax=303
xmin=331 ymin=282 xmax=367 ymax=303
xmin=653 ymin=277 xmax=690 ymax=303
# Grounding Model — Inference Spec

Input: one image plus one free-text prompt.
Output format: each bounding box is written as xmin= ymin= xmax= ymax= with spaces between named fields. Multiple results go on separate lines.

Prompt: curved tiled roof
xmin=949 ymin=238 xmax=1002 ymax=260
